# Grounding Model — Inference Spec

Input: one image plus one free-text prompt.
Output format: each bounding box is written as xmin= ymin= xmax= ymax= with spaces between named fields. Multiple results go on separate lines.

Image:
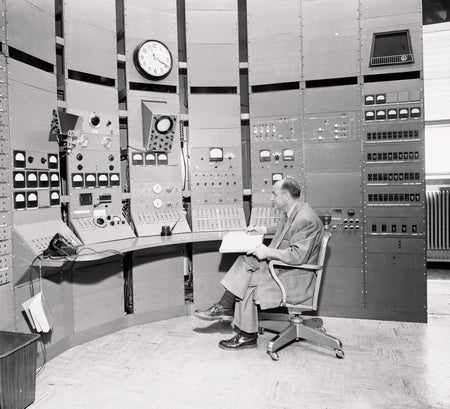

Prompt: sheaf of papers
xmin=219 ymin=231 xmax=264 ymax=253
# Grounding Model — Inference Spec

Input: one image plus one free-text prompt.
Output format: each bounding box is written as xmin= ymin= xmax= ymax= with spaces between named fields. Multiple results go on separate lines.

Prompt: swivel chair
xmin=258 ymin=231 xmax=344 ymax=361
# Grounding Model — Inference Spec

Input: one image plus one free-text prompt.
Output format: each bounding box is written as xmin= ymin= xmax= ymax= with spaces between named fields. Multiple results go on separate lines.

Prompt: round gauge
xmin=133 ymin=40 xmax=173 ymax=81
xmin=102 ymin=136 xmax=113 ymax=149
xmin=155 ymin=116 xmax=173 ymax=134
xmin=153 ymin=183 xmax=163 ymax=194
xmin=153 ymin=198 xmax=163 ymax=209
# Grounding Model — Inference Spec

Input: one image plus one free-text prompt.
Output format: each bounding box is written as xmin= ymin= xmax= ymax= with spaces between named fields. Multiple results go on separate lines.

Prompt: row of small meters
xmin=13 ymin=171 xmax=60 ymax=189
xmin=71 ymin=172 xmax=120 ymax=188
xmin=364 ymin=107 xmax=420 ymax=121
xmin=13 ymin=191 xmax=60 ymax=209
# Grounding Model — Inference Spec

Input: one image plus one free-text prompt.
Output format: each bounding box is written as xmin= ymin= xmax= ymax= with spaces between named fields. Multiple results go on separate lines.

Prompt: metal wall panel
xmin=305 ymin=173 xmax=362 ymax=207
xmin=247 ymin=0 xmax=300 ymax=35
xmin=14 ymin=273 xmax=71 ymax=345
xmin=250 ymin=90 xmax=302 ymax=118
xmin=247 ymin=0 xmax=301 ymax=85
xmin=187 ymin=128 xmax=240 ymax=148
xmin=360 ymin=0 xmax=422 ymax=19
xmin=132 ymin=247 xmax=185 ymax=314
xmin=319 ymin=267 xmax=364 ymax=312
xmin=305 ymin=141 xmax=361 ymax=173
xmin=5 ymin=0 xmax=55 ymax=64
xmin=186 ymin=3 xmax=238 ymax=86
xmin=63 ymin=0 xmax=115 ymax=30
xmin=0 ymin=283 xmax=14 ymax=329
xmin=65 ymin=79 xmax=118 ymax=120
xmin=304 ymin=85 xmax=361 ymax=114
xmin=186 ymin=10 xmax=237 ymax=43
xmin=248 ymin=34 xmax=302 ymax=85
xmin=64 ymin=18 xmax=117 ymax=79
xmin=188 ymin=94 xmax=240 ymax=129
xmin=192 ymin=242 xmax=237 ymax=310
xmin=0 ymin=0 xmax=5 ymax=44
xmin=124 ymin=0 xmax=178 ymax=85
xmin=72 ymin=261 xmax=124 ymax=333
xmin=7 ymin=63 xmax=56 ymax=151
xmin=302 ymin=0 xmax=360 ymax=79
xmin=185 ymin=0 xmax=235 ymax=11
xmin=187 ymin=44 xmax=239 ymax=86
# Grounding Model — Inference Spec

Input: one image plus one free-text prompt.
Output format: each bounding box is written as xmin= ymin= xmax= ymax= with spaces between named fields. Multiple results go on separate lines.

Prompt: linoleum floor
xmin=29 ymin=278 xmax=450 ymax=409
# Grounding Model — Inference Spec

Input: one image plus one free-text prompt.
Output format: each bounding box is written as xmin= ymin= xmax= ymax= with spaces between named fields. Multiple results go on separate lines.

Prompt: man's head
xmin=271 ymin=179 xmax=301 ymax=212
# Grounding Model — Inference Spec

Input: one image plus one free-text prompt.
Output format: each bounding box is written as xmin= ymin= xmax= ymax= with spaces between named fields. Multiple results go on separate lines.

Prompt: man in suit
xmin=193 ymin=178 xmax=324 ymax=350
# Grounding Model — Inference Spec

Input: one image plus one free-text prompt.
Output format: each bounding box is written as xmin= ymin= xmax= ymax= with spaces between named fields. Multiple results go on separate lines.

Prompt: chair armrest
xmin=268 ymin=260 xmax=322 ymax=306
xmin=270 ymin=260 xmax=322 ymax=271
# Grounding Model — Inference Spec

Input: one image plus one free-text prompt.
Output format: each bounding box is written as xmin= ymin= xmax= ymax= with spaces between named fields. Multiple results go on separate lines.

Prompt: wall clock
xmin=133 ymin=40 xmax=173 ymax=81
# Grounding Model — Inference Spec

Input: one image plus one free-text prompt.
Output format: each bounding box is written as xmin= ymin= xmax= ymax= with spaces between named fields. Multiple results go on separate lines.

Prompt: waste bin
xmin=0 ymin=331 xmax=40 ymax=409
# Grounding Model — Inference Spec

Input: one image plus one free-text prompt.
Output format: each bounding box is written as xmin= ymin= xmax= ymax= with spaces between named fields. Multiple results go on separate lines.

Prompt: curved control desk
xmin=18 ymin=232 xmax=236 ymax=363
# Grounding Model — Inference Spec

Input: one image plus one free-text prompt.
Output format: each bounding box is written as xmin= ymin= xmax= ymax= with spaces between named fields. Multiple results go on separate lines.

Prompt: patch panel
xmin=366 ymin=151 xmax=420 ymax=162
xmin=367 ymin=192 xmax=421 ymax=203
xmin=366 ymin=129 xmax=420 ymax=141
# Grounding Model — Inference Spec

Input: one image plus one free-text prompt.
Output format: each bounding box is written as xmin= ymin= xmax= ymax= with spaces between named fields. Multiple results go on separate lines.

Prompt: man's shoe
xmin=193 ymin=303 xmax=233 ymax=321
xmin=218 ymin=334 xmax=257 ymax=350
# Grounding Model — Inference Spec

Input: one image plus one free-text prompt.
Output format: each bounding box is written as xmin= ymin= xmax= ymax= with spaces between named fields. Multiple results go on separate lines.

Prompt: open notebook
xmin=219 ymin=231 xmax=264 ymax=253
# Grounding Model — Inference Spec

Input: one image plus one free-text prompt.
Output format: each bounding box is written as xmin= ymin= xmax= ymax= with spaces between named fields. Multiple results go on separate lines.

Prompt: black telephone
xmin=43 ymin=233 xmax=78 ymax=257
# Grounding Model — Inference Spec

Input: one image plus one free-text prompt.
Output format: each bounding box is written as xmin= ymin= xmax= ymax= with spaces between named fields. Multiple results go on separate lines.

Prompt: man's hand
xmin=247 ymin=244 xmax=270 ymax=260
xmin=246 ymin=225 xmax=266 ymax=235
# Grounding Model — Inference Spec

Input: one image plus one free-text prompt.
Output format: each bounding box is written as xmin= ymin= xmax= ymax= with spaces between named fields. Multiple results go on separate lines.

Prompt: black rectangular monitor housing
xmin=370 ymin=30 xmax=414 ymax=67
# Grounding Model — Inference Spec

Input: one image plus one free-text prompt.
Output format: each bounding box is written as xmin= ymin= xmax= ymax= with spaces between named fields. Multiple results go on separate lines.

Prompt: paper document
xmin=22 ymin=292 xmax=53 ymax=333
xmin=219 ymin=231 xmax=264 ymax=253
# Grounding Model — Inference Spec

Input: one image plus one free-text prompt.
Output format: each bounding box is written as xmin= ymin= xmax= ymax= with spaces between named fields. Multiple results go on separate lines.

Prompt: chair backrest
xmin=288 ymin=230 xmax=331 ymax=312
xmin=309 ymin=230 xmax=331 ymax=311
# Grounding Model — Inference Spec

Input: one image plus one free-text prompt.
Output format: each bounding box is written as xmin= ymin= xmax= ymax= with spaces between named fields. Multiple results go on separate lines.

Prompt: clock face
xmin=133 ymin=40 xmax=173 ymax=81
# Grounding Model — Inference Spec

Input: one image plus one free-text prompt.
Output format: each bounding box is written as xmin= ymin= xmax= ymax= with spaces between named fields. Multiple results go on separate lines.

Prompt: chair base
xmin=259 ymin=313 xmax=344 ymax=359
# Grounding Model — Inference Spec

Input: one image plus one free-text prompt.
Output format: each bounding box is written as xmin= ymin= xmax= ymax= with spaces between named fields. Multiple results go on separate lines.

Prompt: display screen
xmin=372 ymin=31 xmax=412 ymax=58
xmin=370 ymin=30 xmax=414 ymax=66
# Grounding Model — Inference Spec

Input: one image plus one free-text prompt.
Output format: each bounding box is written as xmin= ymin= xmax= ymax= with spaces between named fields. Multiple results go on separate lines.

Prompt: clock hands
xmin=157 ymin=58 xmax=169 ymax=68
xmin=149 ymin=49 xmax=169 ymax=68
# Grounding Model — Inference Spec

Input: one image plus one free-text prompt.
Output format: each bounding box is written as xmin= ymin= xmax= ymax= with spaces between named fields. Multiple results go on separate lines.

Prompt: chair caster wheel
xmin=258 ymin=327 xmax=265 ymax=335
xmin=335 ymin=349 xmax=345 ymax=359
xmin=268 ymin=351 xmax=279 ymax=361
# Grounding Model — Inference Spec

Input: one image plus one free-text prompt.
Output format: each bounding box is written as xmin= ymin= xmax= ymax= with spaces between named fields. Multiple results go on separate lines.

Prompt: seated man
xmin=193 ymin=178 xmax=325 ymax=350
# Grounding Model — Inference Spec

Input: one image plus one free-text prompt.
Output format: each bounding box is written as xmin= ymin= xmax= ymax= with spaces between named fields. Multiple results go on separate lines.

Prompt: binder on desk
xmin=219 ymin=231 xmax=264 ymax=253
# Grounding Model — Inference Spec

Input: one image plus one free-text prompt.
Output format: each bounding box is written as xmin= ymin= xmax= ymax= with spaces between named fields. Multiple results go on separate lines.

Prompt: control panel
xmin=190 ymin=144 xmax=246 ymax=232
xmin=129 ymin=107 xmax=190 ymax=237
xmin=65 ymin=111 xmax=135 ymax=244
xmin=303 ymin=112 xmax=359 ymax=142
xmin=249 ymin=117 xmax=301 ymax=228
xmin=191 ymin=206 xmax=246 ymax=232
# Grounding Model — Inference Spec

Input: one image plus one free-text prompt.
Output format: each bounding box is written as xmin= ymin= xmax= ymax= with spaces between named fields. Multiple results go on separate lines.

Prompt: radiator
xmin=427 ymin=190 xmax=450 ymax=260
